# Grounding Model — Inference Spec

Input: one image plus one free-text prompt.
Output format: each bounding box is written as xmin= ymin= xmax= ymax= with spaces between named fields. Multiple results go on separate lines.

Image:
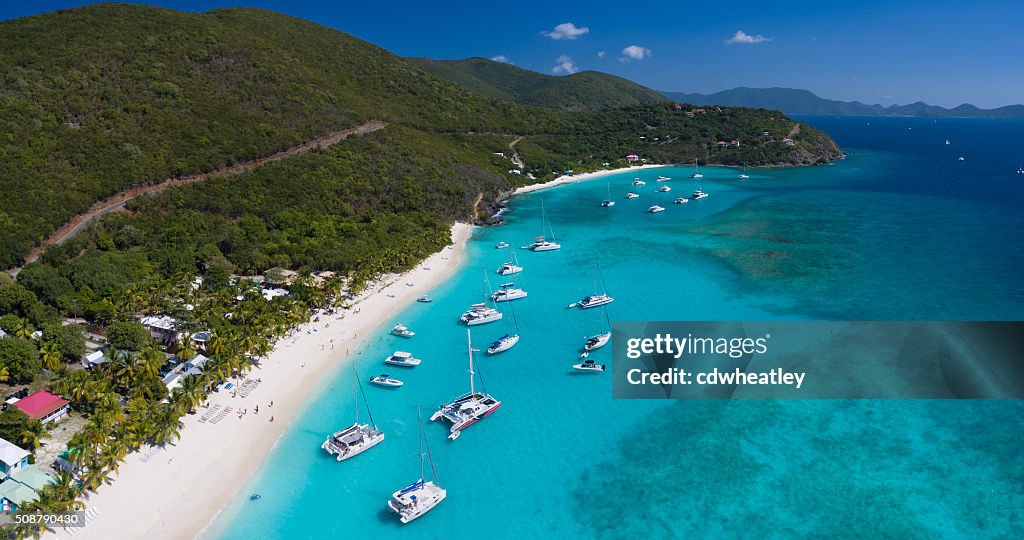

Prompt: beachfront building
xmin=625 ymin=154 xmax=640 ymax=162
xmin=11 ymin=391 xmax=71 ymax=425
xmin=0 ymin=438 xmax=56 ymax=513
xmin=83 ymin=349 xmax=105 ymax=369
xmin=162 ymin=354 xmax=210 ymax=392
xmin=265 ymin=267 xmax=298 ymax=286
xmin=141 ymin=314 xmax=182 ymax=344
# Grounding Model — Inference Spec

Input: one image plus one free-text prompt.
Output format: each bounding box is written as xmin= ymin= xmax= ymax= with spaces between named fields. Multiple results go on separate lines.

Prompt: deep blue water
xmin=209 ymin=117 xmax=1024 ymax=539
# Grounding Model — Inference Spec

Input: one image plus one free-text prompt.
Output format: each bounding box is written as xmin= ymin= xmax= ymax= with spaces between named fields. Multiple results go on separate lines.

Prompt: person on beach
xmin=255 ymin=405 xmax=259 ymax=414
xmin=269 ymin=416 xmax=274 ymax=422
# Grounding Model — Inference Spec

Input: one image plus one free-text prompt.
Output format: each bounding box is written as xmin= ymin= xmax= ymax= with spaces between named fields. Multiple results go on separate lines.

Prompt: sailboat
xmin=496 ymin=246 xmax=523 ymax=275
xmin=487 ymin=298 xmax=520 ymax=354
xmin=738 ymin=164 xmax=749 ymax=179
xmin=491 ymin=281 xmax=527 ymax=302
xmin=648 ymin=192 xmax=665 ymax=213
xmin=387 ymin=408 xmax=446 ymax=524
xmin=430 ymin=329 xmax=502 ymax=440
xmin=945 ymin=139 xmax=951 ymax=145
xmin=690 ymin=159 xmax=703 ymax=179
xmin=584 ymin=305 xmax=612 ymax=351
xmin=321 ymin=369 xmax=384 ymax=461
xmin=601 ymin=180 xmax=616 ymax=207
xmin=461 ymin=265 xmax=503 ymax=326
xmin=523 ymin=200 xmax=561 ymax=251
xmin=574 ymin=264 xmax=614 ymax=309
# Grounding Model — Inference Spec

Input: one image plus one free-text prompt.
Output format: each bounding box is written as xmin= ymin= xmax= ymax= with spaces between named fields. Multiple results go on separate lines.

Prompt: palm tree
xmin=39 ymin=342 xmax=63 ymax=372
xmin=12 ymin=317 xmax=34 ymax=339
xmin=19 ymin=420 xmax=46 ymax=450
xmin=0 ymin=364 xmax=9 ymax=383
xmin=137 ymin=347 xmax=164 ymax=381
xmin=178 ymin=334 xmax=197 ymax=362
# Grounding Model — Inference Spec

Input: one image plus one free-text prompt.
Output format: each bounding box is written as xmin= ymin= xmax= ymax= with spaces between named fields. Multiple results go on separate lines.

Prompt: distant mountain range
xmin=410 ymin=57 xmax=666 ymax=111
xmin=662 ymin=87 xmax=1024 ymax=119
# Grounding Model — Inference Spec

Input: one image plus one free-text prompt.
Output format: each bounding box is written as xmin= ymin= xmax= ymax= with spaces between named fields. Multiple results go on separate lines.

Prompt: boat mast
xmin=542 ymin=199 xmax=557 ymax=243
xmin=417 ymin=407 xmax=425 ymax=482
xmin=422 ymin=408 xmax=439 ymax=483
xmin=467 ymin=328 xmax=475 ymax=396
xmin=354 ymin=367 xmax=376 ymax=428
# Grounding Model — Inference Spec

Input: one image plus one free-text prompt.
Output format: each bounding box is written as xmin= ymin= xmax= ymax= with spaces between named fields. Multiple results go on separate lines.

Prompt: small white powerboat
xmin=573 ymin=359 xmax=606 ymax=372
xmin=384 ymin=351 xmax=421 ymax=367
xmin=391 ymin=324 xmax=415 ymax=338
xmin=370 ymin=374 xmax=404 ymax=388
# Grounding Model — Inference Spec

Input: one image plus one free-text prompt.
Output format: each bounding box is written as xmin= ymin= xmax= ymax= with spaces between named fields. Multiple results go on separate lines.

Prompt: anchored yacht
xmin=578 ymin=294 xmax=614 ymax=308
xmin=573 ymin=359 xmax=606 ymax=372
xmin=657 ymin=185 xmax=671 ymax=192
xmin=460 ymin=304 xmax=503 ymax=325
xmin=387 ymin=410 xmax=445 ymax=524
xmin=487 ymin=333 xmax=520 ymax=354
xmin=430 ymin=330 xmax=501 ymax=440
xmin=391 ymin=324 xmax=415 ymax=338
xmin=690 ymin=159 xmax=703 ymax=178
xmin=648 ymin=204 xmax=665 ymax=213
xmin=491 ymin=282 xmax=527 ymax=302
xmin=384 ymin=351 xmax=421 ymax=367
xmin=495 ymin=241 xmax=509 ymax=249
xmin=496 ymin=247 xmax=523 ymax=275
xmin=632 ymin=178 xmax=646 ymax=186
xmin=625 ymin=192 xmax=639 ymax=199
xmin=674 ymin=197 xmax=689 ymax=204
xmin=369 ymin=374 xmax=403 ymax=388
xmin=524 ymin=200 xmax=561 ymax=251
xmin=322 ymin=370 xmax=384 ymax=461
xmin=656 ymin=175 xmax=671 ymax=182
xmin=692 ymin=187 xmax=709 ymax=200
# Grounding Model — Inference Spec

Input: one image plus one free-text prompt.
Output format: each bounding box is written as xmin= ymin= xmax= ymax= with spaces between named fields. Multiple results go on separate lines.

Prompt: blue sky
xmin=4 ymin=1 xmax=1023 ymax=108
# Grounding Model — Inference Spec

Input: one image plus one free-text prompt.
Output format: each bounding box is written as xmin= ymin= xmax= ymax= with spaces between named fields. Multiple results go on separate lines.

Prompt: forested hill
xmin=1 ymin=3 xmax=840 ymax=273
xmin=410 ymin=57 xmax=667 ymax=110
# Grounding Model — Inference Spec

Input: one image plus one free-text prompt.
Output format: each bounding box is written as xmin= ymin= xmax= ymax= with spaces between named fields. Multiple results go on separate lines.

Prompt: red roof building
xmin=12 ymin=391 xmax=70 ymax=424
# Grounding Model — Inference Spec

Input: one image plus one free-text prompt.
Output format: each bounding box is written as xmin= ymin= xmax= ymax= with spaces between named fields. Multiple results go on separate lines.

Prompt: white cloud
xmin=491 ymin=55 xmax=512 ymax=64
xmin=542 ymin=22 xmax=589 ymax=40
xmin=725 ymin=30 xmax=771 ymax=45
xmin=597 ymin=51 xmax=606 ymax=59
xmin=551 ymin=55 xmax=579 ymax=74
xmin=620 ymin=45 xmax=651 ymax=62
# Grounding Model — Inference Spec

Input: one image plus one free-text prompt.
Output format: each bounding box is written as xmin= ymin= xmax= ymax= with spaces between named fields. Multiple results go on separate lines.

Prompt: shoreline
xmin=58 ymin=223 xmax=475 ymax=540
xmin=510 ymin=164 xmax=667 ymax=197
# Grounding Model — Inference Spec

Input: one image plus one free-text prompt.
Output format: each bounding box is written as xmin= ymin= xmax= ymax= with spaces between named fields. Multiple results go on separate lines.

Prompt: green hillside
xmin=411 ymin=56 xmax=667 ymax=110
xmin=0 ymin=3 xmax=839 ymax=272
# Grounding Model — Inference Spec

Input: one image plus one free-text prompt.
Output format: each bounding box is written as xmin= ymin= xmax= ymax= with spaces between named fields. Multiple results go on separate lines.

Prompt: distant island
xmin=662 ymin=87 xmax=1024 ymax=119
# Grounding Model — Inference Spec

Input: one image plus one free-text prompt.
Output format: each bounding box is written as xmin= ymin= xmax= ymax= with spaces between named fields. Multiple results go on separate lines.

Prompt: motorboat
xmin=673 ymin=197 xmax=689 ymax=204
xmin=692 ymin=187 xmax=708 ymax=200
xmin=648 ymin=205 xmax=665 ymax=213
xmin=430 ymin=330 xmax=501 ymax=440
xmin=657 ymin=185 xmax=671 ymax=192
xmin=322 ymin=370 xmax=384 ymax=460
xmin=391 ymin=324 xmax=415 ymax=338
xmin=384 ymin=351 xmax=421 ymax=367
xmin=656 ymin=175 xmax=671 ymax=182
xmin=387 ymin=410 xmax=446 ymax=524
xmin=572 ymin=359 xmax=606 ymax=372
xmin=625 ymin=192 xmax=639 ymax=199
xmin=632 ymin=178 xmax=646 ymax=186
xmin=738 ymin=173 xmax=750 ymax=179
xmin=495 ymin=241 xmax=509 ymax=249
xmin=370 ymin=374 xmax=404 ymax=388
xmin=486 ymin=333 xmax=520 ymax=354
xmin=417 ymin=296 xmax=433 ymax=303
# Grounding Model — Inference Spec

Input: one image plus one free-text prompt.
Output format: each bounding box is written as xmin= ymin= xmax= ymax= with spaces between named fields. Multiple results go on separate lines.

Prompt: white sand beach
xmin=57 ymin=223 xmax=474 ymax=540
xmin=511 ymin=164 xmax=667 ymax=196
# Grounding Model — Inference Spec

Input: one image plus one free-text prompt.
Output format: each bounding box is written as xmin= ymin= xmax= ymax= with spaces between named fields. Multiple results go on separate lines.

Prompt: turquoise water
xmin=211 ymin=117 xmax=1024 ymax=539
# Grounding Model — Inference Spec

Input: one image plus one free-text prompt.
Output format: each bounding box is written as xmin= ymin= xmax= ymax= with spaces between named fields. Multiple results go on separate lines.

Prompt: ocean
xmin=208 ymin=116 xmax=1024 ymax=539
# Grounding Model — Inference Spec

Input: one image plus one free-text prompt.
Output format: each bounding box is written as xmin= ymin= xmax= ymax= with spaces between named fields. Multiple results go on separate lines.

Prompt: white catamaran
xmin=572 ymin=264 xmax=614 ymax=309
xmin=461 ymin=265 xmax=504 ymax=325
xmin=496 ymin=246 xmax=523 ymax=275
xmin=322 ymin=369 xmax=384 ymax=461
xmin=601 ymin=181 xmax=616 ymax=207
xmin=690 ymin=159 xmax=703 ymax=179
xmin=524 ymin=200 xmax=561 ymax=251
xmin=430 ymin=329 xmax=501 ymax=440
xmin=387 ymin=409 xmax=446 ymax=524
